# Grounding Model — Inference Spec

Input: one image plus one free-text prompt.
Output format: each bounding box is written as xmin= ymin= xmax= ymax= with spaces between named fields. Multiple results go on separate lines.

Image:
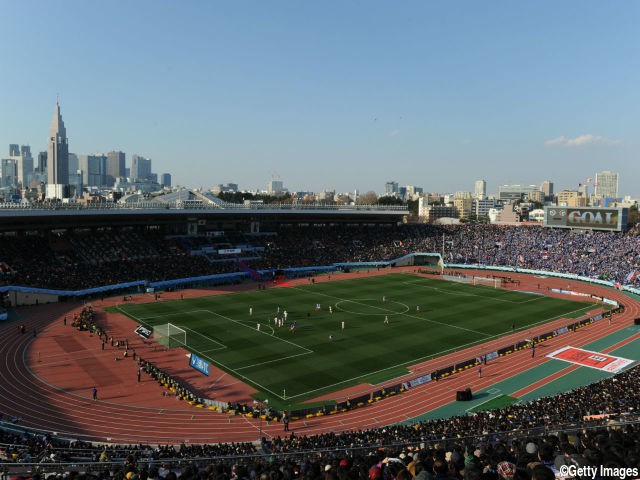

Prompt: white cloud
xmin=544 ymin=134 xmax=620 ymax=147
xmin=388 ymin=129 xmax=400 ymax=137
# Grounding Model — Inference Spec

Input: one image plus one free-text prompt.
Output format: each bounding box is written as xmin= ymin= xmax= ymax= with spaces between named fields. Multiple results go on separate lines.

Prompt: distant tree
xmin=217 ymin=191 xmax=253 ymax=203
xmin=628 ymin=204 xmax=639 ymax=226
xmin=407 ymin=199 xmax=419 ymax=216
xmin=377 ymin=196 xmax=403 ymax=206
xmin=357 ymin=191 xmax=378 ymax=205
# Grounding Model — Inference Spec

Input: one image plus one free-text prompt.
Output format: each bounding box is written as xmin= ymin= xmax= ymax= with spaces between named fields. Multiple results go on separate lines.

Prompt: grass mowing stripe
xmin=112 ymin=274 xmax=601 ymax=407
xmin=287 ymin=285 xmax=493 ymax=337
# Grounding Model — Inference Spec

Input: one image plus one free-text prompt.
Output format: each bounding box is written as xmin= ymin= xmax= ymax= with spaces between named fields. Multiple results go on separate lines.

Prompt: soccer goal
xmin=472 ymin=276 xmax=502 ymax=288
xmin=154 ymin=323 xmax=187 ymax=348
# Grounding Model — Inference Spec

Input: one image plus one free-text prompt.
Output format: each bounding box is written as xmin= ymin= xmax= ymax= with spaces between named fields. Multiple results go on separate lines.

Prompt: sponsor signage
xmin=218 ymin=248 xmax=242 ymax=255
xmin=547 ymin=346 xmax=635 ymax=373
xmin=189 ymin=353 xmax=210 ymax=376
xmin=544 ymin=207 xmax=627 ymax=231
xmin=408 ymin=374 xmax=432 ymax=388
xmin=134 ymin=325 xmax=152 ymax=339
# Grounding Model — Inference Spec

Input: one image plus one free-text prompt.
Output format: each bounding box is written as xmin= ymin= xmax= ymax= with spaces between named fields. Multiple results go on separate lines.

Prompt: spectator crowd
xmin=1 ymin=224 xmax=639 ymax=292
xmin=2 ymin=222 xmax=640 ymax=479
xmin=1 ymin=361 xmax=639 ymax=478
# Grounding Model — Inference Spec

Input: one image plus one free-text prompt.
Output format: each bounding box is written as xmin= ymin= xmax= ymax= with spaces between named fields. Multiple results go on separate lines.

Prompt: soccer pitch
xmin=114 ymin=274 xmax=599 ymax=406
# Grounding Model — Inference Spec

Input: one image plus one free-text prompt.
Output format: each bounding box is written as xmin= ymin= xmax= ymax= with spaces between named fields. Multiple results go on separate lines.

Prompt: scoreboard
xmin=544 ymin=206 xmax=628 ymax=231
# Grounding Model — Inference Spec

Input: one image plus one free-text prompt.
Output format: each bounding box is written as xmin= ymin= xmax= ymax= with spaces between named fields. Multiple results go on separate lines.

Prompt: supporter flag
xmin=624 ymin=271 xmax=637 ymax=284
xmin=517 ymin=253 xmax=525 ymax=264
xmin=613 ymin=282 xmax=622 ymax=290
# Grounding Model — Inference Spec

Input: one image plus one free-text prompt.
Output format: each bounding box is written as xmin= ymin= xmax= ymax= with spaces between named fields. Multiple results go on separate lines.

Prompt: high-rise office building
xmin=37 ymin=151 xmax=47 ymax=174
xmin=540 ymin=180 xmax=554 ymax=201
xmin=106 ymin=151 xmax=126 ymax=187
xmin=6 ymin=145 xmax=33 ymax=188
xmin=474 ymin=180 xmax=487 ymax=200
xmin=385 ymin=181 xmax=399 ymax=195
xmin=594 ymin=171 xmax=618 ymax=199
xmin=161 ymin=173 xmax=172 ymax=187
xmin=131 ymin=154 xmax=152 ymax=181
xmin=1 ymin=158 xmax=17 ymax=188
xmin=68 ymin=153 xmax=79 ymax=173
xmin=17 ymin=146 xmax=33 ymax=188
xmin=267 ymin=179 xmax=284 ymax=194
xmin=79 ymin=154 xmax=107 ymax=187
xmin=46 ymin=99 xmax=70 ymax=198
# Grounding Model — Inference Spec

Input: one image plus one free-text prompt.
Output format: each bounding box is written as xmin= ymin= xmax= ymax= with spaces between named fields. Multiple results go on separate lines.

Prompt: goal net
xmin=154 ymin=323 xmax=187 ymax=348
xmin=472 ymin=276 xmax=502 ymax=288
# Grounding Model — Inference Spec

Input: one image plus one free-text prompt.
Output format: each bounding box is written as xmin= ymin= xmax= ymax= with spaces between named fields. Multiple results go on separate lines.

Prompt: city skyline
xmin=1 ymin=1 xmax=638 ymax=195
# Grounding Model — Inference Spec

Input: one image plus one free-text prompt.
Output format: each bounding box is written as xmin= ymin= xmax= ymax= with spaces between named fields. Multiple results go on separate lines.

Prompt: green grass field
xmin=112 ymin=273 xmax=599 ymax=408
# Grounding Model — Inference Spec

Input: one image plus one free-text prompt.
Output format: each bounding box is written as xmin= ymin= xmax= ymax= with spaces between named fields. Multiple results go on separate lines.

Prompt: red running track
xmin=0 ymin=272 xmax=637 ymax=444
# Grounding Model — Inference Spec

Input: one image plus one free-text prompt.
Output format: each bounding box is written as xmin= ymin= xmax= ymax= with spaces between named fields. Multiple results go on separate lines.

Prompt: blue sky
xmin=1 ymin=1 xmax=638 ymax=196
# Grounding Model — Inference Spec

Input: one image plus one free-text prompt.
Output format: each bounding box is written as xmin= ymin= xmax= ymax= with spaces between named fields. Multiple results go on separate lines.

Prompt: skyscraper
xmin=106 ymin=151 xmax=126 ymax=186
xmin=1 ymin=158 xmax=17 ymax=188
xmin=18 ymin=146 xmax=33 ymax=188
xmin=540 ymin=180 xmax=554 ymax=201
xmin=131 ymin=154 xmax=152 ymax=181
xmin=267 ymin=179 xmax=284 ymax=194
xmin=37 ymin=151 xmax=47 ymax=174
xmin=46 ymin=99 xmax=70 ymax=198
xmin=161 ymin=173 xmax=172 ymax=187
xmin=6 ymin=145 xmax=33 ymax=188
xmin=385 ymin=181 xmax=399 ymax=195
xmin=79 ymin=154 xmax=107 ymax=187
xmin=594 ymin=171 xmax=618 ymax=199
xmin=474 ymin=179 xmax=486 ymax=200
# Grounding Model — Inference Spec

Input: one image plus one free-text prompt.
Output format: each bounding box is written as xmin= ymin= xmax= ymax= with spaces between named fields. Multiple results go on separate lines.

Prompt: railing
xmin=0 ymin=202 xmax=408 ymax=212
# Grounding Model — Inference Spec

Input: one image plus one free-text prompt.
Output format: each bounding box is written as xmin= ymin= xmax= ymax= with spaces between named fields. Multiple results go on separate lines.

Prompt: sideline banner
xmin=189 ymin=353 xmax=211 ymax=376
xmin=134 ymin=325 xmax=152 ymax=339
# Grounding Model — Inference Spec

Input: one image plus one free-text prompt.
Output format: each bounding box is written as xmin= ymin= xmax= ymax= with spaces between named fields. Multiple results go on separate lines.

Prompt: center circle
xmin=335 ymin=299 xmax=409 ymax=316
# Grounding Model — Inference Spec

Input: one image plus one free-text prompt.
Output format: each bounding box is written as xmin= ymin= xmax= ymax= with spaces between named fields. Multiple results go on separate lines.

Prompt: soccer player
xmin=416 ymin=305 xmax=420 ymax=313
xmin=384 ymin=316 xmax=389 ymax=324
xmin=249 ymin=306 xmax=253 ymax=316
xmin=341 ymin=321 xmax=345 ymax=330
xmin=382 ymin=295 xmax=387 ymax=303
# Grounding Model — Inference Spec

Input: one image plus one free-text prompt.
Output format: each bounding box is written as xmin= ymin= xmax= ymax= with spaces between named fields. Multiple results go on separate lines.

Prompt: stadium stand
xmin=2 ymin=224 xmax=640 ymax=291
xmin=1 ymin=222 xmax=640 ymax=479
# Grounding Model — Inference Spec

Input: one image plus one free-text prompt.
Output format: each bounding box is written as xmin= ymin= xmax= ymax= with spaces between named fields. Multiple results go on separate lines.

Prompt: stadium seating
xmin=2 ymin=222 xmax=640 ymax=479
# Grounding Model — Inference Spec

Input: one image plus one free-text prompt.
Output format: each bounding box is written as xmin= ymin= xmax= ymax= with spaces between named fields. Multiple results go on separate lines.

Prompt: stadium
xmin=1 ymin=200 xmax=639 ymax=479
